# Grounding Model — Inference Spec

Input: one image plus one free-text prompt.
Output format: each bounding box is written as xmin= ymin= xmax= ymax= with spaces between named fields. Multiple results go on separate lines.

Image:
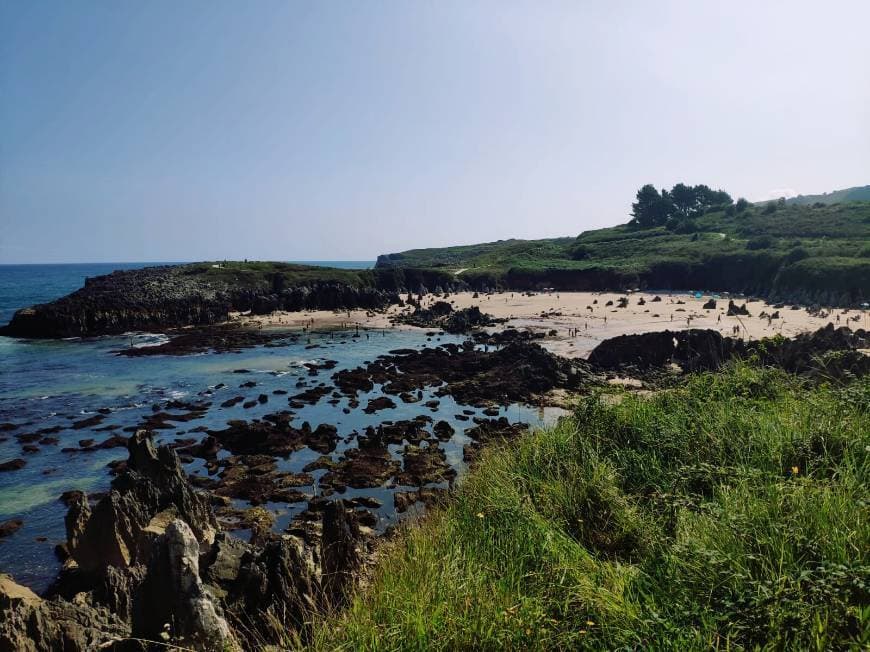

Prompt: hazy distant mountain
xmin=782 ymin=185 xmax=870 ymax=206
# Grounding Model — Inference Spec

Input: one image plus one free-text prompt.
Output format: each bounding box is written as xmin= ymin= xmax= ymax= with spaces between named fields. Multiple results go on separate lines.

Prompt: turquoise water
xmin=0 ymin=263 xmax=553 ymax=593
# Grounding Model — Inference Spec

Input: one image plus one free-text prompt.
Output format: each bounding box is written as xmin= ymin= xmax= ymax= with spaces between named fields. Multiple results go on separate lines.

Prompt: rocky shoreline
xmin=2 ymin=322 xmax=868 ymax=649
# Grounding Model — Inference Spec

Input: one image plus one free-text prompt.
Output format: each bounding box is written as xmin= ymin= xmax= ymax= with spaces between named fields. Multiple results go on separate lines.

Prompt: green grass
xmin=309 ymin=364 xmax=870 ymax=651
xmin=374 ymin=201 xmax=870 ymax=302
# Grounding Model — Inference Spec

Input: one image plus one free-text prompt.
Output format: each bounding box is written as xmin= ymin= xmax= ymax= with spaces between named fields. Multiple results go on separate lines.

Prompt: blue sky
xmin=2 ymin=1 xmax=868 ymax=263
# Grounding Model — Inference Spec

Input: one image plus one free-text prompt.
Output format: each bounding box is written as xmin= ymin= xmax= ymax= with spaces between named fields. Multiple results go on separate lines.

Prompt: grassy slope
xmin=311 ymin=364 xmax=869 ymax=651
xmin=174 ymin=261 xmax=458 ymax=293
xmin=375 ymin=202 xmax=870 ymax=301
xmin=782 ymin=185 xmax=870 ymax=206
xmin=180 ymin=261 xmax=378 ymax=289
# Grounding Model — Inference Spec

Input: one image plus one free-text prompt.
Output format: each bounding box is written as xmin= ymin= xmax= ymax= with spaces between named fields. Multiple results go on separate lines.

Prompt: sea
xmin=0 ymin=262 xmax=559 ymax=593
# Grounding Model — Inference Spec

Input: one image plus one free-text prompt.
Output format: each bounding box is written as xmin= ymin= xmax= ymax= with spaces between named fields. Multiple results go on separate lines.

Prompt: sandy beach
xmin=231 ymin=290 xmax=870 ymax=359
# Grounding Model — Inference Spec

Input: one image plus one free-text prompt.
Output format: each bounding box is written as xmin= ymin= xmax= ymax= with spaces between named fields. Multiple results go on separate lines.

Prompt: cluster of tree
xmin=629 ymin=183 xmax=744 ymax=228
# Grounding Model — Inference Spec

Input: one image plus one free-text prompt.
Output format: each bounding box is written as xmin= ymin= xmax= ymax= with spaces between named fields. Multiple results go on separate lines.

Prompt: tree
xmin=630 ymin=184 xmax=673 ymax=228
xmin=693 ymin=184 xmax=733 ymax=212
xmin=670 ymin=183 xmax=699 ymax=219
xmin=735 ymin=197 xmax=750 ymax=212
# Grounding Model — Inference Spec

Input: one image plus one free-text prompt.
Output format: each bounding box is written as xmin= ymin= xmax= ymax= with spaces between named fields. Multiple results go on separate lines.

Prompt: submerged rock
xmin=0 ymin=519 xmax=23 ymax=538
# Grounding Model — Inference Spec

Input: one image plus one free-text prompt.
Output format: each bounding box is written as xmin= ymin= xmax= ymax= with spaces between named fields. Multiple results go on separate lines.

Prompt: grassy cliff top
xmin=375 ymin=201 xmax=870 ymax=277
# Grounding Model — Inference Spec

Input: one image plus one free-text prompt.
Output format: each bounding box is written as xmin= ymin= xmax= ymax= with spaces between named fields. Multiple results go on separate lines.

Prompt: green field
xmin=376 ymin=200 xmax=870 ymax=304
xmin=310 ymin=363 xmax=870 ymax=650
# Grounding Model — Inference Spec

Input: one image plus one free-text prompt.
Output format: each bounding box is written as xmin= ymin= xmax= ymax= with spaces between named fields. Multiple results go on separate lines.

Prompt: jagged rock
xmin=726 ymin=299 xmax=750 ymax=316
xmin=395 ymin=303 xmax=500 ymax=333
xmin=132 ymin=520 xmax=236 ymax=651
xmin=589 ymin=324 xmax=869 ymax=378
xmin=65 ymin=430 xmax=217 ymax=577
xmin=588 ymin=329 xmax=740 ymax=371
xmin=320 ymin=501 xmax=361 ymax=607
xmin=0 ymin=573 xmax=129 ymax=652
xmin=225 ymin=536 xmax=319 ymax=635
xmin=201 ymin=533 xmax=251 ymax=594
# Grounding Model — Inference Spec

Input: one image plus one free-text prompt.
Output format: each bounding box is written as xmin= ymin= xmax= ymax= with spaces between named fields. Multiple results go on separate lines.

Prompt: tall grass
xmin=310 ymin=364 xmax=869 ymax=651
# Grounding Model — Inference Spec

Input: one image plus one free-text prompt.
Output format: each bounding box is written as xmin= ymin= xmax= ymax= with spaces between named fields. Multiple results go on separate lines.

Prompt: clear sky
xmin=2 ymin=1 xmax=868 ymax=263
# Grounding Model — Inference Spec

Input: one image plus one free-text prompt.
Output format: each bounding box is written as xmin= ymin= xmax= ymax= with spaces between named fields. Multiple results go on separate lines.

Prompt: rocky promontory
xmin=0 ymin=262 xmax=464 ymax=338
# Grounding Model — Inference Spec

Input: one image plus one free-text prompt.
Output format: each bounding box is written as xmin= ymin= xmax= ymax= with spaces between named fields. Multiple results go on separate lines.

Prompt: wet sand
xmin=231 ymin=291 xmax=869 ymax=359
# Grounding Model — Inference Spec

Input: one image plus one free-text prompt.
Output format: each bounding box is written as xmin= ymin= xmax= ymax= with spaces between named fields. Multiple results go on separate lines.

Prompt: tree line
xmin=630 ymin=183 xmax=749 ymax=229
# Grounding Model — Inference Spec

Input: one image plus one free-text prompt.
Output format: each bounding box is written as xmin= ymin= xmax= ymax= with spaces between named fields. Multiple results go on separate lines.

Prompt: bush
xmin=568 ymin=243 xmax=592 ymax=260
xmin=784 ymin=247 xmax=809 ymax=264
xmin=747 ymin=235 xmax=774 ymax=250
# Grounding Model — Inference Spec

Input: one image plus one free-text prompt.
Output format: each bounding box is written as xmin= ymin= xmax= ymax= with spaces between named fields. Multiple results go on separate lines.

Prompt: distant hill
xmin=377 ymin=198 xmax=870 ymax=305
xmin=775 ymin=185 xmax=870 ymax=206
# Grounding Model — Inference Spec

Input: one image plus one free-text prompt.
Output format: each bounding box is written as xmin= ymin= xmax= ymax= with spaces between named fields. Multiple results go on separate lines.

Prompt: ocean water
xmin=0 ymin=262 xmax=555 ymax=593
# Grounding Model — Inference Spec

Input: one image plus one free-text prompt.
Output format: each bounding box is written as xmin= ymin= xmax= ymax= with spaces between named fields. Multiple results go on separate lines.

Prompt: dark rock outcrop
xmin=588 ymin=325 xmax=870 ymax=379
xmin=395 ymin=302 xmax=501 ymax=333
xmin=333 ymin=340 xmax=595 ymax=406
xmin=62 ymin=431 xmax=217 ymax=578
xmin=5 ymin=431 xmax=366 ymax=650
xmin=132 ymin=520 xmax=235 ymax=650
xmin=588 ymin=329 xmax=740 ymax=371
xmin=0 ymin=574 xmax=129 ymax=652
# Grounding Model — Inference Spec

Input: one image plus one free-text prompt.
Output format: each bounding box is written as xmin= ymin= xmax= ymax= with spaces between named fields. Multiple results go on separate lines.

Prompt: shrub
xmin=784 ymin=247 xmax=809 ymax=264
xmin=568 ymin=243 xmax=592 ymax=260
xmin=747 ymin=235 xmax=774 ymax=250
